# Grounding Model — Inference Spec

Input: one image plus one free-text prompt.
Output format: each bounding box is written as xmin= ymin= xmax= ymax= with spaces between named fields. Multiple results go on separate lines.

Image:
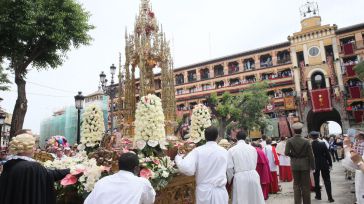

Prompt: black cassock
xmin=0 ymin=158 xmax=69 ymax=204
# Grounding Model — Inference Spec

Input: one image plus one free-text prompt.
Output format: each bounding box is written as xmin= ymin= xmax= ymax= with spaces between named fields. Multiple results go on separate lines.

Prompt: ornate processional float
xmin=120 ymin=0 xmax=177 ymax=140
xmin=118 ymin=0 xmax=196 ymax=203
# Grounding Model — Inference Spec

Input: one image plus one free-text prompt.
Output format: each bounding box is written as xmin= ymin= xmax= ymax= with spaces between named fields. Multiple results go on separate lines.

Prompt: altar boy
xmin=175 ymin=126 xmax=229 ymax=204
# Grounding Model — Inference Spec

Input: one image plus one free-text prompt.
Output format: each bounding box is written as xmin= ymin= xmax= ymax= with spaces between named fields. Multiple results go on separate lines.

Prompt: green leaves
xmin=207 ymin=81 xmax=269 ymax=136
xmin=0 ymin=63 xmax=11 ymax=91
xmin=0 ymin=0 xmax=94 ymax=71
xmin=354 ymin=61 xmax=364 ymax=80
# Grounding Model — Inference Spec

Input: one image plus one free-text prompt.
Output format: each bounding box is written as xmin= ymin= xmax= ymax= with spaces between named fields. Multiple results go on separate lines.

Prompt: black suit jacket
xmin=311 ymin=140 xmax=332 ymax=170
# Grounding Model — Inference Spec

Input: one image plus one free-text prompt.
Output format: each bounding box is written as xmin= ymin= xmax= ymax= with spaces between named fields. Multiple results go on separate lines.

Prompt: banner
xmin=284 ymin=97 xmax=295 ymax=110
xmin=310 ymin=88 xmax=332 ymax=112
xmin=264 ymin=118 xmax=279 ymax=138
xmin=278 ymin=116 xmax=292 ymax=138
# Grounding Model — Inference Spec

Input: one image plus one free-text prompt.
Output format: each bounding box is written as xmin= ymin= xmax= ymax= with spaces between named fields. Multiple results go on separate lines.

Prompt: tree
xmin=0 ymin=63 xmax=11 ymax=91
xmin=208 ymin=82 xmax=269 ymax=138
xmin=354 ymin=61 xmax=364 ymax=80
xmin=0 ymin=0 xmax=94 ymax=137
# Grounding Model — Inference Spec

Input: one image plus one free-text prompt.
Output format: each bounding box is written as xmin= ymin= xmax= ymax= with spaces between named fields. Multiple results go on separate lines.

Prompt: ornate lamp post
xmin=74 ymin=91 xmax=85 ymax=144
xmin=0 ymin=112 xmax=6 ymax=150
xmin=99 ymin=64 xmax=117 ymax=133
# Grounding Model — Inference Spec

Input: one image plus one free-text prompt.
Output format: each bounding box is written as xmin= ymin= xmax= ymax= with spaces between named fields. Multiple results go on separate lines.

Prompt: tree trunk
xmin=10 ymin=70 xmax=27 ymax=138
xmin=218 ymin=119 xmax=227 ymax=140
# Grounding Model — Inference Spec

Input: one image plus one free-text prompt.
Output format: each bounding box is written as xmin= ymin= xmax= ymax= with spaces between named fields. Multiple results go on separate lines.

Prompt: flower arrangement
xmin=138 ymin=154 xmax=178 ymax=191
xmin=44 ymin=151 xmax=109 ymax=195
xmin=81 ymin=104 xmax=105 ymax=148
xmin=189 ymin=104 xmax=211 ymax=144
xmin=134 ymin=94 xmax=167 ymax=150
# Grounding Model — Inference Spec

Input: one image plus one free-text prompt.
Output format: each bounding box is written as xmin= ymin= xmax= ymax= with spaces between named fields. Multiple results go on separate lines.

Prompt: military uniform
xmin=285 ymin=123 xmax=315 ymax=204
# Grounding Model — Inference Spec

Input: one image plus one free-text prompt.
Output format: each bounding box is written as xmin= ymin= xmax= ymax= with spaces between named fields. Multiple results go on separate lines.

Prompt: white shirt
xmin=227 ymin=140 xmax=265 ymax=204
xmin=84 ymin=170 xmax=155 ymax=204
xmin=175 ymin=141 xmax=229 ymax=204
xmin=276 ymin=141 xmax=290 ymax=166
xmin=264 ymin=145 xmax=278 ymax=172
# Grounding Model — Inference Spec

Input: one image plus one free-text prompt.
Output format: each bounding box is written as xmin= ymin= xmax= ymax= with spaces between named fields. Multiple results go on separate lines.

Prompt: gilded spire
xmin=120 ymin=0 xmax=177 ymax=138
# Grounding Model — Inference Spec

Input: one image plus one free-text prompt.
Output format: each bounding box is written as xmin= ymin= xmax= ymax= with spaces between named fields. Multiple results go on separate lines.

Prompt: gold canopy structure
xmin=120 ymin=0 xmax=176 ymax=138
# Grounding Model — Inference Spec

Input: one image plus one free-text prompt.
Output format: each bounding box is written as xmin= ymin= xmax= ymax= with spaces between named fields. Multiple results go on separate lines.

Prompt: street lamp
xmin=99 ymin=64 xmax=117 ymax=133
xmin=74 ymin=91 xmax=85 ymax=144
xmin=0 ymin=112 xmax=6 ymax=150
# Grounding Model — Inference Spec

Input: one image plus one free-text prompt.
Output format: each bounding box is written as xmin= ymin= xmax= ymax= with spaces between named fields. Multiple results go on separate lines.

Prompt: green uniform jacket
xmin=285 ymin=134 xmax=315 ymax=171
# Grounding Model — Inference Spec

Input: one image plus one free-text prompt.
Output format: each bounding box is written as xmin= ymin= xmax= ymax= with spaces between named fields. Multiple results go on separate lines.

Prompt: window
xmin=176 ymin=89 xmax=184 ymax=95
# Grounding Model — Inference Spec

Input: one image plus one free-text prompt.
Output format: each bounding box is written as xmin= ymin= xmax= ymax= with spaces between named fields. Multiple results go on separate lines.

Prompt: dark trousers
xmin=292 ymin=170 xmax=311 ymax=204
xmin=313 ymin=169 xmax=333 ymax=199
xmin=330 ymin=149 xmax=339 ymax=162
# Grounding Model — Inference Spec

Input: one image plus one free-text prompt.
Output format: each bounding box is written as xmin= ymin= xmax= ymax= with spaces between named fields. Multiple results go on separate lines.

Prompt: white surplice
xmin=175 ymin=141 xmax=229 ymax=204
xmin=264 ymin=145 xmax=278 ymax=172
xmin=84 ymin=170 xmax=155 ymax=204
xmin=227 ymin=140 xmax=265 ymax=204
xmin=276 ymin=141 xmax=290 ymax=166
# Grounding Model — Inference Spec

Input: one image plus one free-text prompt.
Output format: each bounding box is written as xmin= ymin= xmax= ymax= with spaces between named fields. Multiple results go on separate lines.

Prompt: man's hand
xmin=350 ymin=151 xmax=363 ymax=164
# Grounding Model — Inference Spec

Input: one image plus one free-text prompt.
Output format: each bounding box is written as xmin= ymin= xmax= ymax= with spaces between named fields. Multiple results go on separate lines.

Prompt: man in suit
xmin=310 ymin=131 xmax=334 ymax=202
xmin=285 ymin=122 xmax=315 ymax=204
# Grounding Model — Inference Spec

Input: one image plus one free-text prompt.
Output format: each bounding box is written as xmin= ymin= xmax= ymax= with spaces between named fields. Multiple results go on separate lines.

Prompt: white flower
xmin=189 ymin=104 xmax=211 ymax=143
xmin=134 ymin=94 xmax=166 ymax=147
xmin=161 ymin=171 xmax=169 ymax=178
xmin=80 ymin=104 xmax=105 ymax=148
xmin=136 ymin=140 xmax=147 ymax=150
xmin=147 ymin=140 xmax=159 ymax=147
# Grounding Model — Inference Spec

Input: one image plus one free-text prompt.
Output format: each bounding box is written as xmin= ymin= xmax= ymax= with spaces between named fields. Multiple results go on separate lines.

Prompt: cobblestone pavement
xmin=266 ymin=162 xmax=356 ymax=204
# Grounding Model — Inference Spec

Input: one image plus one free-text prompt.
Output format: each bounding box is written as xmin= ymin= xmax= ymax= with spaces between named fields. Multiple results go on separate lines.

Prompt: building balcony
xmin=260 ymin=61 xmax=273 ymax=68
xmin=277 ymin=58 xmax=291 ymax=65
xmin=348 ymin=86 xmax=363 ymax=99
xmin=214 ymin=71 xmax=224 ymax=77
xmin=200 ymin=74 xmax=210 ymax=80
xmin=188 ymin=77 xmax=197 ymax=83
xmin=344 ymin=64 xmax=357 ymax=77
xmin=340 ymin=40 xmax=363 ymax=55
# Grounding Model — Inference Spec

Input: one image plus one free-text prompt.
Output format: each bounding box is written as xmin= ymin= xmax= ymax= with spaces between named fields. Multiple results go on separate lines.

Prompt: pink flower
xmin=71 ymin=165 xmax=86 ymax=175
xmin=153 ymin=159 xmax=160 ymax=165
xmin=61 ymin=174 xmax=78 ymax=186
xmin=140 ymin=168 xmax=152 ymax=179
xmin=122 ymin=147 xmax=129 ymax=153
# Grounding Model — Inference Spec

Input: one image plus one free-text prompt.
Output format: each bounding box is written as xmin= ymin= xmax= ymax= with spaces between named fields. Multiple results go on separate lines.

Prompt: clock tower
xmin=288 ymin=1 xmax=348 ymax=135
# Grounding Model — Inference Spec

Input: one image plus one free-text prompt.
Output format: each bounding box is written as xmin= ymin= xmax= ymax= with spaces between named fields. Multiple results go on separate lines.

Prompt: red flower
xmin=140 ymin=168 xmax=153 ymax=179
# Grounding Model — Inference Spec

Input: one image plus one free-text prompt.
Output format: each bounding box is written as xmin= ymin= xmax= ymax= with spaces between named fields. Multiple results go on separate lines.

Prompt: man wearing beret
xmin=285 ymin=122 xmax=315 ymax=204
xmin=310 ymin=131 xmax=334 ymax=202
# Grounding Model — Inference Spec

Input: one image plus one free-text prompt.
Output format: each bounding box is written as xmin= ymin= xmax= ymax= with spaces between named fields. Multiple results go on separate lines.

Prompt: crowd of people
xmin=0 ymin=124 xmax=364 ymax=204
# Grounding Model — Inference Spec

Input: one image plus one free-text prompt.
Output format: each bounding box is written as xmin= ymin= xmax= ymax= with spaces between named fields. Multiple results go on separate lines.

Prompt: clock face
xmin=308 ymin=46 xmax=320 ymax=57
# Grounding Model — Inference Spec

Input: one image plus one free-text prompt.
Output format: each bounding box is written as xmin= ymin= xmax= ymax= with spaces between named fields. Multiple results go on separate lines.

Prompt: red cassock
xmin=279 ymin=166 xmax=292 ymax=182
xmin=255 ymin=147 xmax=272 ymax=200
xmin=269 ymin=147 xmax=280 ymax=193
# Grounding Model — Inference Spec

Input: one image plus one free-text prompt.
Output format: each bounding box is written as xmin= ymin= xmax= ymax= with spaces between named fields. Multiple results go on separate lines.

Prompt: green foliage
xmin=354 ymin=61 xmax=364 ymax=80
xmin=0 ymin=63 xmax=11 ymax=91
xmin=0 ymin=0 xmax=94 ymax=73
xmin=208 ymin=82 xmax=269 ymax=136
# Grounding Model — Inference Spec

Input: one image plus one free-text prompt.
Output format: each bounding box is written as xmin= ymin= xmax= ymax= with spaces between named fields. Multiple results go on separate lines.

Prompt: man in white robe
xmin=343 ymin=136 xmax=364 ymax=204
xmin=227 ymin=131 xmax=265 ymax=204
xmin=175 ymin=127 xmax=228 ymax=204
xmin=84 ymin=153 xmax=155 ymax=204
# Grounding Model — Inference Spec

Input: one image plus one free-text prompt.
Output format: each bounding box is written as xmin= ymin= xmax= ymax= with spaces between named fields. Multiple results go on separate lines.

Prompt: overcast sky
xmin=1 ymin=0 xmax=364 ymax=134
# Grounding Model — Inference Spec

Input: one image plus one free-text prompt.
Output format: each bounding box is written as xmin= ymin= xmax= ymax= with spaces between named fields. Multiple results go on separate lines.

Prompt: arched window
xmin=200 ymin=68 xmax=210 ymax=80
xmin=311 ymin=72 xmax=326 ymax=89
